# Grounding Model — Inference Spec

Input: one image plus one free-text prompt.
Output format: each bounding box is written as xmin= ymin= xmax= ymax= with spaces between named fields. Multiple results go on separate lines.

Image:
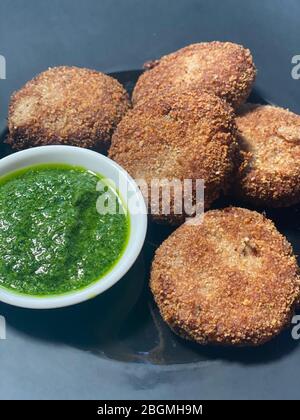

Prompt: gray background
xmin=0 ymin=0 xmax=300 ymax=400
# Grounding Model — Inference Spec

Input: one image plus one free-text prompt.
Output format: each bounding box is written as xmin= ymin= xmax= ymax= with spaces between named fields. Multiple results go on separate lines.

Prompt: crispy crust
xmin=233 ymin=104 xmax=300 ymax=207
xmin=132 ymin=42 xmax=256 ymax=109
xmin=150 ymin=207 xmax=300 ymax=346
xmin=7 ymin=66 xmax=130 ymax=151
xmin=109 ymin=91 xmax=237 ymax=224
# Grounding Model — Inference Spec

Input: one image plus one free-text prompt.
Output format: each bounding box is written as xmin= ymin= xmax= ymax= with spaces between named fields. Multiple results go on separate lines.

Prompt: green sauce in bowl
xmin=0 ymin=163 xmax=129 ymax=296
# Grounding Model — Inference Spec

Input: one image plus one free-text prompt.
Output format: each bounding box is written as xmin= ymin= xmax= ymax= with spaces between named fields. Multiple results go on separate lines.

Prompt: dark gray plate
xmin=1 ymin=0 xmax=300 ymax=400
xmin=1 ymin=70 xmax=300 ymax=397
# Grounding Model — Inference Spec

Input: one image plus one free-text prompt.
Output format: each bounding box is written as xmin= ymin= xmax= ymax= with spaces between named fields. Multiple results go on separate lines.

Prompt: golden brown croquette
xmin=233 ymin=104 xmax=300 ymax=207
xmin=109 ymin=91 xmax=237 ymax=224
xmin=7 ymin=66 xmax=130 ymax=151
xmin=150 ymin=207 xmax=300 ymax=346
xmin=132 ymin=41 xmax=256 ymax=109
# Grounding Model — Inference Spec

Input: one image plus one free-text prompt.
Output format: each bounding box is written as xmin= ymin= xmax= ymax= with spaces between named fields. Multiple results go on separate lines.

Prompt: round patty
xmin=150 ymin=207 xmax=300 ymax=346
xmin=7 ymin=66 xmax=130 ymax=151
xmin=109 ymin=91 xmax=237 ymax=224
xmin=132 ymin=41 xmax=256 ymax=109
xmin=233 ymin=104 xmax=300 ymax=207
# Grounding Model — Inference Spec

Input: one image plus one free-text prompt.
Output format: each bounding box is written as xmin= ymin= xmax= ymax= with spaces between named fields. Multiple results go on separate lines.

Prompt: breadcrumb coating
xmin=233 ymin=104 xmax=300 ymax=207
xmin=133 ymin=41 xmax=256 ymax=109
xmin=150 ymin=207 xmax=300 ymax=346
xmin=109 ymin=91 xmax=237 ymax=224
xmin=7 ymin=66 xmax=130 ymax=151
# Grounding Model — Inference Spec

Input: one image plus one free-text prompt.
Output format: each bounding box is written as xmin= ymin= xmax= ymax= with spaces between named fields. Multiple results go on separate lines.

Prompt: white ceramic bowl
xmin=0 ymin=146 xmax=147 ymax=309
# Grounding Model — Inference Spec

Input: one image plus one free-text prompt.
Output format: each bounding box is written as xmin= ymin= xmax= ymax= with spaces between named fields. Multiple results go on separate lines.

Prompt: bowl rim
xmin=0 ymin=145 xmax=148 ymax=309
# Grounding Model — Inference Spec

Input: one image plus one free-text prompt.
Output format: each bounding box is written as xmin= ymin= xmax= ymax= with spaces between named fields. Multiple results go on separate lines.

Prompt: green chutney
xmin=0 ymin=164 xmax=129 ymax=296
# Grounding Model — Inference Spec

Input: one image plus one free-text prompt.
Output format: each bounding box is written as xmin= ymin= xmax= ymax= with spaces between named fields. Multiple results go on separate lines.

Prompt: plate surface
xmin=1 ymin=0 xmax=300 ymax=400
xmin=1 ymin=70 xmax=300 ymax=365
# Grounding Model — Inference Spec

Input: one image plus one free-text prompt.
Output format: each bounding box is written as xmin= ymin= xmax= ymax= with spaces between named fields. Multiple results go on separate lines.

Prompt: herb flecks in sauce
xmin=0 ymin=164 xmax=129 ymax=295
